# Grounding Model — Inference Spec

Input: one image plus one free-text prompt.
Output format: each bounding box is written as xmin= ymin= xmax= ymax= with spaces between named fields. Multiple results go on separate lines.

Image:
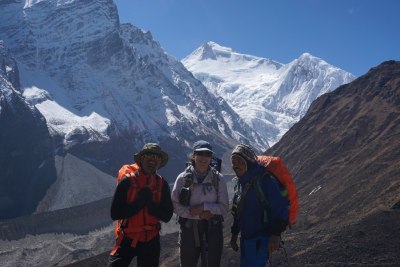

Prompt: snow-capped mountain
xmin=0 ymin=0 xmax=269 ymax=215
xmin=0 ymin=1 xmax=268 ymax=150
xmin=183 ymin=41 xmax=356 ymax=146
xmin=0 ymin=0 xmax=266 ymax=149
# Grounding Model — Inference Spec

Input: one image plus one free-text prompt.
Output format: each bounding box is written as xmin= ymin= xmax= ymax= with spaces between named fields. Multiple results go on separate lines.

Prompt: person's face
xmin=193 ymin=151 xmax=213 ymax=173
xmin=140 ymin=152 xmax=162 ymax=174
xmin=231 ymin=154 xmax=247 ymax=177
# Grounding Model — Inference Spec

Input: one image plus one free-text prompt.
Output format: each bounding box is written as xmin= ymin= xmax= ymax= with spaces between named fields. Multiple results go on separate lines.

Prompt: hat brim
xmin=134 ymin=149 xmax=169 ymax=169
xmin=194 ymin=148 xmax=214 ymax=153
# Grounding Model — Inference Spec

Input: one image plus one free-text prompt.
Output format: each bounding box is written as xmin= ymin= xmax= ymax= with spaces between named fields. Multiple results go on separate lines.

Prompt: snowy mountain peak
xmin=299 ymin=52 xmax=313 ymax=59
xmin=184 ymin=41 xmax=231 ymax=61
xmin=184 ymin=41 xmax=282 ymax=70
xmin=182 ymin=41 xmax=283 ymax=86
xmin=203 ymin=41 xmax=235 ymax=58
xmin=183 ymin=42 xmax=356 ymax=146
xmin=293 ymin=52 xmax=328 ymax=67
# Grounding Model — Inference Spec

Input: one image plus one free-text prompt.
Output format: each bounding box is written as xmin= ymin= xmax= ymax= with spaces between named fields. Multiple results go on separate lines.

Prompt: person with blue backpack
xmin=230 ymin=144 xmax=289 ymax=267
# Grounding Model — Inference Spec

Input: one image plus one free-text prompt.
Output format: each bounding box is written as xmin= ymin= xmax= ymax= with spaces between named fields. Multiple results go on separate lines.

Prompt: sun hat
xmin=134 ymin=143 xmax=169 ymax=168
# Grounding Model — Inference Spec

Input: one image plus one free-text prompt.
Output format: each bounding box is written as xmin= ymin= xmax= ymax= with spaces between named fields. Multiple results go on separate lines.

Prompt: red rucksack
xmin=257 ymin=155 xmax=299 ymax=226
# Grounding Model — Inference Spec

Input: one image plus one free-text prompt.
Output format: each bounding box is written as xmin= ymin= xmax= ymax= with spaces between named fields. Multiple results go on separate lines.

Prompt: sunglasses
xmin=143 ymin=152 xmax=162 ymax=160
xmin=195 ymin=151 xmax=213 ymax=157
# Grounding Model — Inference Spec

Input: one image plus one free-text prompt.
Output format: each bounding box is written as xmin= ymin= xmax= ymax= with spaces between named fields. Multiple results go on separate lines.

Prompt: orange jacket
xmin=114 ymin=164 xmax=163 ymax=247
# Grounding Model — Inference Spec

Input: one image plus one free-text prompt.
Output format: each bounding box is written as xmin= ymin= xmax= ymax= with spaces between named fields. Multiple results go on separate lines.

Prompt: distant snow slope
xmin=183 ymin=41 xmax=356 ymax=145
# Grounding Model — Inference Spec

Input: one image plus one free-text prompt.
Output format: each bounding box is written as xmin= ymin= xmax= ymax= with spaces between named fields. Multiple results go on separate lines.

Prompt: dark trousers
xmin=179 ymin=219 xmax=223 ymax=267
xmin=108 ymin=234 xmax=160 ymax=267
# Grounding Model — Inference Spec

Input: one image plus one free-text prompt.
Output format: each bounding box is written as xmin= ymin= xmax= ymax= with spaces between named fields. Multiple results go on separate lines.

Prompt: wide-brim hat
xmin=134 ymin=143 xmax=169 ymax=168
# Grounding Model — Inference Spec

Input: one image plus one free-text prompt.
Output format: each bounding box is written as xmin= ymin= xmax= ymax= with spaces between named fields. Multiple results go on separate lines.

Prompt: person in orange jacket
xmin=108 ymin=143 xmax=173 ymax=267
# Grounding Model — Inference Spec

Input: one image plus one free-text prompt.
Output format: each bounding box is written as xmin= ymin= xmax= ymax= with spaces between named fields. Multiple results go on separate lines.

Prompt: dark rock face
xmin=0 ymin=43 xmax=56 ymax=219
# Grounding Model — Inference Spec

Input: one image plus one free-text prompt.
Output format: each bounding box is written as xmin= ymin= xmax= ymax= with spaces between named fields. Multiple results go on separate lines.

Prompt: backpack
xmin=210 ymin=155 xmax=222 ymax=172
xmin=117 ymin=163 xmax=139 ymax=182
xmin=231 ymin=156 xmax=298 ymax=227
xmin=257 ymin=155 xmax=298 ymax=226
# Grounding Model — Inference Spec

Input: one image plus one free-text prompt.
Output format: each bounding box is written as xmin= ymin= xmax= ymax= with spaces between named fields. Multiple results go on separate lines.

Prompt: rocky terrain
xmin=266 ymin=60 xmax=400 ymax=266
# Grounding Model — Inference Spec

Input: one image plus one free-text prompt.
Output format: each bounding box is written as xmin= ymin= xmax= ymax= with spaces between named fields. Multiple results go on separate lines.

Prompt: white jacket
xmin=171 ymin=166 xmax=229 ymax=220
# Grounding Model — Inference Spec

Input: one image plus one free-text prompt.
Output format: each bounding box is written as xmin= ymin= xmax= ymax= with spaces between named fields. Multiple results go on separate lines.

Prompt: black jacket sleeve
xmin=110 ymin=177 xmax=145 ymax=220
xmin=147 ymin=179 xmax=174 ymax=223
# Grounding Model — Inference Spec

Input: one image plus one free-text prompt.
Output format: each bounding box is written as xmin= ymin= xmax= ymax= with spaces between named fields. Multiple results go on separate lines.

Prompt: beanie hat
xmin=231 ymin=144 xmax=257 ymax=164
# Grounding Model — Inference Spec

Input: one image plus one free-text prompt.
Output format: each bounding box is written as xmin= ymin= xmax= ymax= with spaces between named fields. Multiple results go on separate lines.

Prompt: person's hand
xmin=199 ymin=210 xmax=213 ymax=220
xmin=124 ymin=172 xmax=135 ymax=178
xmin=230 ymin=234 xmax=239 ymax=252
xmin=268 ymin=235 xmax=280 ymax=255
xmin=189 ymin=204 xmax=204 ymax=216
xmin=137 ymin=187 xmax=152 ymax=206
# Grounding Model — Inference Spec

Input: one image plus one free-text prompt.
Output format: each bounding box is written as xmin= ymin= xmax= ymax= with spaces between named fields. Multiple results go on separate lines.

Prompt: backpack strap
xmin=236 ymin=181 xmax=252 ymax=219
xmin=231 ymin=177 xmax=240 ymax=217
xmin=234 ymin=172 xmax=272 ymax=226
xmin=211 ymin=168 xmax=220 ymax=202
xmin=254 ymin=172 xmax=272 ymax=225
xmin=184 ymin=165 xmax=220 ymax=200
xmin=183 ymin=166 xmax=194 ymax=188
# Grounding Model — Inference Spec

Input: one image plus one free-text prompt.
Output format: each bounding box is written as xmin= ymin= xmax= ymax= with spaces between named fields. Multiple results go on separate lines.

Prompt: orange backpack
xmin=113 ymin=163 xmax=140 ymax=237
xmin=257 ymin=155 xmax=299 ymax=226
xmin=117 ymin=163 xmax=139 ymax=182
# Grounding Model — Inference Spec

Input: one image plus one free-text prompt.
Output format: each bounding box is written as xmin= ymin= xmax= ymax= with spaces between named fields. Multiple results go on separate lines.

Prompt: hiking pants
xmin=107 ymin=234 xmax=160 ymax=267
xmin=240 ymin=235 xmax=270 ymax=267
xmin=179 ymin=219 xmax=223 ymax=267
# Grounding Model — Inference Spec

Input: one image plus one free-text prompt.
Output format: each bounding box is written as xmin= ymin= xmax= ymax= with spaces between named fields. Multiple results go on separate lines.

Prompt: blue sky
xmin=114 ymin=0 xmax=399 ymax=77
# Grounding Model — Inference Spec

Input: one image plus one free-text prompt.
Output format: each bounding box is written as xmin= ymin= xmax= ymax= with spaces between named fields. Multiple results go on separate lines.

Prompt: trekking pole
xmin=268 ymin=239 xmax=291 ymax=267
xmin=280 ymin=240 xmax=291 ymax=267
xmin=200 ymin=223 xmax=209 ymax=267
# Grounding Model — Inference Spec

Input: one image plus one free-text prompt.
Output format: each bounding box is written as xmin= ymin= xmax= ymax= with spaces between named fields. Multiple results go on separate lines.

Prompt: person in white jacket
xmin=171 ymin=140 xmax=229 ymax=267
